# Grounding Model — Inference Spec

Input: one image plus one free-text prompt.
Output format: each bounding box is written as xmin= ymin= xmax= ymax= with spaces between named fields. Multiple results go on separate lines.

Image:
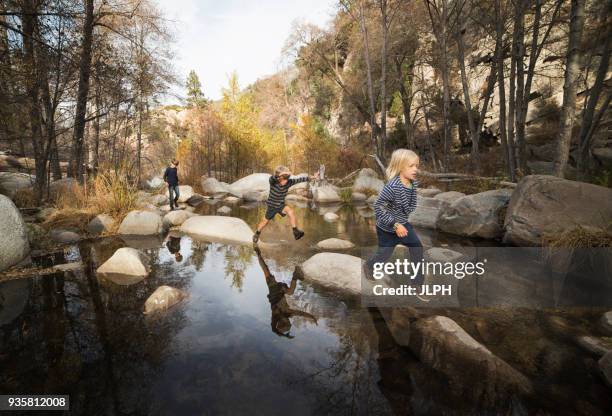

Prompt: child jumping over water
xmin=364 ymin=149 xmax=427 ymax=300
xmin=252 ymin=166 xmax=319 ymax=244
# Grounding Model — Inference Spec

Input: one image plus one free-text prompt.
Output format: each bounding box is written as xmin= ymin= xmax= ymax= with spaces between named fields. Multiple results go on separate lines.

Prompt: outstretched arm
xmin=288 ymin=308 xmax=318 ymax=324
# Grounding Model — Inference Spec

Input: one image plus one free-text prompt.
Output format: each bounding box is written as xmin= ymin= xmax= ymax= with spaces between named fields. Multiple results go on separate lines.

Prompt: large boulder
xmin=150 ymin=194 xmax=168 ymax=206
xmin=176 ymin=185 xmax=194 ymax=203
xmin=312 ymin=183 xmax=342 ymax=203
xmin=228 ymin=173 xmax=271 ymax=198
xmin=353 ymin=168 xmax=384 ymax=194
xmin=49 ymin=178 xmax=78 ymax=199
xmin=316 ymin=238 xmax=355 ymax=250
xmin=118 ymin=210 xmax=163 ymax=235
xmin=410 ymin=316 xmax=533 ymax=401
xmin=144 ymin=285 xmax=187 ymax=314
xmin=504 ymin=175 xmax=612 ymax=246
xmin=243 ymin=190 xmax=267 ymax=202
xmin=0 ymin=172 xmax=35 ymax=198
xmin=299 ymin=252 xmax=362 ymax=294
xmin=434 ymin=191 xmax=466 ymax=204
xmin=146 ymin=176 xmax=164 ymax=189
xmin=96 ymin=247 xmax=150 ymax=284
xmin=437 ymin=189 xmax=513 ymax=239
xmin=87 ymin=214 xmax=116 ymax=235
xmin=201 ymin=176 xmax=232 ymax=196
xmin=163 ymin=210 xmax=193 ymax=227
xmin=181 ymin=215 xmax=254 ymax=245
xmin=408 ymin=196 xmax=447 ymax=229
xmin=417 ymin=187 xmax=442 ymax=198
xmin=0 ymin=195 xmax=30 ymax=271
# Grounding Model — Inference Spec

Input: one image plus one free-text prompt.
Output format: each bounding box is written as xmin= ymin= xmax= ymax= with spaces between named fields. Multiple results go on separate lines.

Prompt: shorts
xmin=265 ymin=205 xmax=286 ymax=220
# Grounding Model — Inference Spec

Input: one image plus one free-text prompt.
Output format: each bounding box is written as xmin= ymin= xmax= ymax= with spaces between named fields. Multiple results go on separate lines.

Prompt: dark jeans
xmin=168 ymin=185 xmax=180 ymax=208
xmin=366 ymin=223 xmax=424 ymax=285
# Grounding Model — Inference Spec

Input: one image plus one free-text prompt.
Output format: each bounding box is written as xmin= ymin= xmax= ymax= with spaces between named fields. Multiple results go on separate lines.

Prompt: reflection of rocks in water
xmin=0 ymin=278 xmax=31 ymax=326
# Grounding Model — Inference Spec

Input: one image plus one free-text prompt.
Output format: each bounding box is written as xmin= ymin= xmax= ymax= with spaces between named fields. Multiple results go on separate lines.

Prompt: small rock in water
xmin=316 ymin=238 xmax=355 ymax=250
xmin=600 ymin=311 xmax=612 ymax=336
xmin=323 ymin=212 xmax=339 ymax=222
xmin=300 ymin=252 xmax=362 ymax=294
xmin=96 ymin=247 xmax=150 ymax=278
xmin=87 ymin=214 xmax=116 ymax=235
xmin=144 ymin=285 xmax=187 ymax=314
xmin=49 ymin=229 xmax=81 ymax=244
xmin=217 ymin=206 xmax=232 ymax=215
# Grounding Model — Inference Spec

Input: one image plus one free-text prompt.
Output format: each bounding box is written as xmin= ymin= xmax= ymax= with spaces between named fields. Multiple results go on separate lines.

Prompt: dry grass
xmin=43 ymin=207 xmax=96 ymax=233
xmin=542 ymin=223 xmax=612 ymax=248
xmin=12 ymin=187 xmax=36 ymax=208
xmin=46 ymin=170 xmax=137 ymax=231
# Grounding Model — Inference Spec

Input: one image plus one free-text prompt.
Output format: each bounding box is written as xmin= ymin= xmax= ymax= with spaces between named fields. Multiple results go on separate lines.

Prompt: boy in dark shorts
xmin=252 ymin=166 xmax=319 ymax=244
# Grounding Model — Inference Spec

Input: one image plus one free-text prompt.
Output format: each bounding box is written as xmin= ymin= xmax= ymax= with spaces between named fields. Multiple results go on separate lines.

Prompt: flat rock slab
xmin=316 ymin=238 xmax=355 ymax=250
xmin=300 ymin=252 xmax=362 ymax=295
xmin=181 ymin=215 xmax=254 ymax=246
xmin=96 ymin=247 xmax=150 ymax=284
xmin=144 ymin=285 xmax=187 ymax=314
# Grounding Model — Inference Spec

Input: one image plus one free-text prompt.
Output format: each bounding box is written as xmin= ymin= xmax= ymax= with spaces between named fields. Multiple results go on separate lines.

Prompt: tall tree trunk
xmin=577 ymin=0 xmax=611 ymax=174
xmin=395 ymin=57 xmax=415 ymax=149
xmin=495 ymin=0 xmax=514 ymax=180
xmin=456 ymin=23 xmax=480 ymax=172
xmin=21 ymin=0 xmax=47 ymax=203
xmin=358 ymin=0 xmax=380 ymax=160
xmin=553 ymin=0 xmax=586 ymax=177
xmin=70 ymin=0 xmax=95 ymax=181
xmin=513 ymin=0 xmax=527 ymax=173
xmin=379 ymin=0 xmax=388 ymax=157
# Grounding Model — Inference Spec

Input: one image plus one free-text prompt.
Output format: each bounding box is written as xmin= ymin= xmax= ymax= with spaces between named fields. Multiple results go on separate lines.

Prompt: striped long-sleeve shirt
xmin=267 ymin=175 xmax=309 ymax=209
xmin=373 ymin=175 xmax=420 ymax=233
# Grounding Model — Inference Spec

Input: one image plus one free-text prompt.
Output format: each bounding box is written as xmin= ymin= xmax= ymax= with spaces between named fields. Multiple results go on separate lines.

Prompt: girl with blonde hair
xmin=365 ymin=149 xmax=426 ymax=297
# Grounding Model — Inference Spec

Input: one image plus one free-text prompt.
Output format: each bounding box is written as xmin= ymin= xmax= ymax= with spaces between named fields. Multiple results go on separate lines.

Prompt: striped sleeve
xmin=288 ymin=176 xmax=309 ymax=186
xmin=373 ymin=182 xmax=397 ymax=228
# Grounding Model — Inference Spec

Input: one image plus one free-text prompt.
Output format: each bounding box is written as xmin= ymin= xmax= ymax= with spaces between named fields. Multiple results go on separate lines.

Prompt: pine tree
xmin=186 ymin=70 xmax=206 ymax=108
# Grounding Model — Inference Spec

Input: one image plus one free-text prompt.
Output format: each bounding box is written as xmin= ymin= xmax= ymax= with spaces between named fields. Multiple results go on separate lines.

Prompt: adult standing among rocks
xmin=163 ymin=159 xmax=180 ymax=211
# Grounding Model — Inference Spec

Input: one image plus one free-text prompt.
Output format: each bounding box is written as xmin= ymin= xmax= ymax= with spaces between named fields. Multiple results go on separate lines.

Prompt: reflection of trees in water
xmin=1 ymin=240 xmax=193 ymax=414
xmin=189 ymin=239 xmax=209 ymax=271
xmin=223 ymin=245 xmax=253 ymax=291
xmin=281 ymin=307 xmax=393 ymax=415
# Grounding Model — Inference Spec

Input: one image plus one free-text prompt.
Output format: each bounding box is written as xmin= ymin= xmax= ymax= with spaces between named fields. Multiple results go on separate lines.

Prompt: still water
xmin=0 ymin=201 xmax=610 ymax=415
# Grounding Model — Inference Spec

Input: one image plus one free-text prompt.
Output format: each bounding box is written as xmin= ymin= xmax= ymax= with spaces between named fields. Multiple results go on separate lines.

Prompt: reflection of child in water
xmin=166 ymin=236 xmax=183 ymax=262
xmin=254 ymin=246 xmax=317 ymax=338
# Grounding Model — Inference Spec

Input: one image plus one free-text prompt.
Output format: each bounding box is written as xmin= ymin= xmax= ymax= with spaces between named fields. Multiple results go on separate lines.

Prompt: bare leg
xmin=283 ymin=206 xmax=297 ymax=228
xmin=256 ymin=218 xmax=269 ymax=233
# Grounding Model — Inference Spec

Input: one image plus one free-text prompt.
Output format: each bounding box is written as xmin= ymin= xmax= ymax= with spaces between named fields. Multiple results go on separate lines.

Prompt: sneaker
xmin=362 ymin=262 xmax=375 ymax=281
xmin=293 ymin=228 xmax=305 ymax=240
xmin=252 ymin=232 xmax=260 ymax=244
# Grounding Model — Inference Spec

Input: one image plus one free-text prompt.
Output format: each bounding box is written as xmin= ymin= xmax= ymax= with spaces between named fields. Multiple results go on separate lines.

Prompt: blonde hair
xmin=274 ymin=165 xmax=291 ymax=177
xmin=385 ymin=149 xmax=419 ymax=180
